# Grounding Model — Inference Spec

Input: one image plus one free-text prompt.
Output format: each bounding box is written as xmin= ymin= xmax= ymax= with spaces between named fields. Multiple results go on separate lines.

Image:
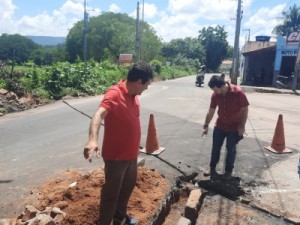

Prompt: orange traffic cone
xmin=264 ymin=114 xmax=292 ymax=154
xmin=140 ymin=114 xmax=165 ymax=155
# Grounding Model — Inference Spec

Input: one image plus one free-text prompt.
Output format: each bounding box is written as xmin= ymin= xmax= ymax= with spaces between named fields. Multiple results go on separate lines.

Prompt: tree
xmin=226 ymin=46 xmax=234 ymax=59
xmin=139 ymin=21 xmax=162 ymax=62
xmin=273 ymin=4 xmax=300 ymax=35
xmin=198 ymin=26 xmax=229 ymax=71
xmin=161 ymin=37 xmax=205 ymax=69
xmin=31 ymin=45 xmax=67 ymax=66
xmin=65 ymin=12 xmax=162 ymax=63
xmin=0 ymin=34 xmax=40 ymax=64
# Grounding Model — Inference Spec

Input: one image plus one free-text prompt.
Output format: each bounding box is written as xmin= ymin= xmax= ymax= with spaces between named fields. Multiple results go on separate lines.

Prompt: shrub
xmin=150 ymin=60 xmax=162 ymax=74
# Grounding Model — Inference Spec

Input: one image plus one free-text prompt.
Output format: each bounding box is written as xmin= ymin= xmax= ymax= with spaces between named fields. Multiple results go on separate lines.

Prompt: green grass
xmin=14 ymin=65 xmax=49 ymax=74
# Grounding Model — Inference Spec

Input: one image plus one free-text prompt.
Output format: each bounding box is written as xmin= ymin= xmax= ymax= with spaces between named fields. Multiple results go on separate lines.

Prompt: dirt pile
xmin=0 ymin=88 xmax=48 ymax=115
xmin=23 ymin=167 xmax=170 ymax=225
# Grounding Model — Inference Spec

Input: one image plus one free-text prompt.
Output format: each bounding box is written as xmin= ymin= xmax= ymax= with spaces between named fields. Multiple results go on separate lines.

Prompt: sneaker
xmin=114 ymin=215 xmax=138 ymax=225
xmin=203 ymin=168 xmax=218 ymax=178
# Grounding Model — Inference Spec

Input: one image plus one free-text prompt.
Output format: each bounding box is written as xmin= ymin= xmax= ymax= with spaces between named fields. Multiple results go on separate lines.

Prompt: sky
xmin=0 ymin=0 xmax=298 ymax=46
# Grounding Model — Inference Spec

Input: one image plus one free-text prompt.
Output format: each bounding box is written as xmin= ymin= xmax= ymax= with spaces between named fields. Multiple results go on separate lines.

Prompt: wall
xmin=273 ymin=35 xmax=298 ymax=85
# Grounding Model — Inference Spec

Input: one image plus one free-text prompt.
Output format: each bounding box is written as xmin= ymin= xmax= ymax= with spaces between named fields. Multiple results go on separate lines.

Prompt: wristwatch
xmin=203 ymin=124 xmax=208 ymax=129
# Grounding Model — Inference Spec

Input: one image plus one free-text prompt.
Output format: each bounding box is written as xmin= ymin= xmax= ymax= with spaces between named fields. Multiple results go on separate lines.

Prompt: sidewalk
xmin=241 ymin=85 xmax=299 ymax=95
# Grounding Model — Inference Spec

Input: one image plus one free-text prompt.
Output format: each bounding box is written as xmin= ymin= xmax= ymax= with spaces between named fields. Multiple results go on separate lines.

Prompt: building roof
xmin=241 ymin=41 xmax=277 ymax=55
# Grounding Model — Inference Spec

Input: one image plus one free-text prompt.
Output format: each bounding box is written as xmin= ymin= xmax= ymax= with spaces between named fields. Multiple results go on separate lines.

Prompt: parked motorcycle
xmin=275 ymin=74 xmax=293 ymax=89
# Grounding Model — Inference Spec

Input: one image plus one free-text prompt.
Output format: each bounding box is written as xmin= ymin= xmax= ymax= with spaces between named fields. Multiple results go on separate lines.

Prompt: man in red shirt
xmin=83 ymin=62 xmax=153 ymax=225
xmin=202 ymin=75 xmax=249 ymax=180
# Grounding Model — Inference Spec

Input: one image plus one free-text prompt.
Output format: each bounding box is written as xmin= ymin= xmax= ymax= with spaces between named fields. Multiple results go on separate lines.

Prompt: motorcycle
xmin=275 ymin=74 xmax=293 ymax=89
xmin=195 ymin=70 xmax=205 ymax=87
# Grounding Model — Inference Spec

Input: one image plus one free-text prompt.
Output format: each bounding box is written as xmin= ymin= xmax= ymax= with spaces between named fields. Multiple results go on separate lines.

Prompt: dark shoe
xmin=222 ymin=171 xmax=232 ymax=180
xmin=114 ymin=215 xmax=138 ymax=225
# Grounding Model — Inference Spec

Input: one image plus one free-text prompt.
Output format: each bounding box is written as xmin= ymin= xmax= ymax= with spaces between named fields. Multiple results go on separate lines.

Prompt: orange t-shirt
xmin=100 ymin=79 xmax=141 ymax=160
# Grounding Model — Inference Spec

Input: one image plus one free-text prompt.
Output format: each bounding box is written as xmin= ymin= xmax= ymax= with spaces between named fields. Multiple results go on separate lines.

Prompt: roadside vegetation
xmin=0 ymin=4 xmax=298 ymax=114
xmin=0 ymin=13 xmax=231 ymax=112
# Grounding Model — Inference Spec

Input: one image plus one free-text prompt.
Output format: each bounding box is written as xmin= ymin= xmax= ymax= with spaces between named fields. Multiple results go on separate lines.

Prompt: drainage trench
xmin=150 ymin=175 xmax=297 ymax=225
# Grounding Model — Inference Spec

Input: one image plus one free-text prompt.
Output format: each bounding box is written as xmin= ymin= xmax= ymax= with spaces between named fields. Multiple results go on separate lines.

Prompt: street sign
xmin=286 ymin=32 xmax=300 ymax=45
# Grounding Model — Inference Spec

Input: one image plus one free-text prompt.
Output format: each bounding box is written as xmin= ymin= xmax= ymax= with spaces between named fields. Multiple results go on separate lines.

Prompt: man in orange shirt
xmin=84 ymin=62 xmax=153 ymax=225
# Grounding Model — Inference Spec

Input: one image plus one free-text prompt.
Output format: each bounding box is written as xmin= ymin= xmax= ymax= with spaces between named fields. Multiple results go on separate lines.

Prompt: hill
xmin=26 ymin=35 xmax=66 ymax=46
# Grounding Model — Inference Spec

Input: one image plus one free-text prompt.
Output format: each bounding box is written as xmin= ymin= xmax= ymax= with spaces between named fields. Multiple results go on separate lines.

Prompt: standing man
xmin=83 ymin=62 xmax=153 ymax=225
xmin=202 ymin=75 xmax=249 ymax=179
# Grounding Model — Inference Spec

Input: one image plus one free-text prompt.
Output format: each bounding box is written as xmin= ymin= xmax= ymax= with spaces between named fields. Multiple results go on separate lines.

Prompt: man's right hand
xmin=202 ymin=128 xmax=208 ymax=137
xmin=83 ymin=141 xmax=100 ymax=163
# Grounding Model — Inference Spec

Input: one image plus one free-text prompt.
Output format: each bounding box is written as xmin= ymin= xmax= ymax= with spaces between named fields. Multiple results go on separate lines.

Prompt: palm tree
xmin=273 ymin=4 xmax=300 ymax=35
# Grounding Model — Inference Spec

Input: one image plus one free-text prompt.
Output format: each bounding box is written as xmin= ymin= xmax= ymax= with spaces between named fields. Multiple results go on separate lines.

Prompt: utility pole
xmin=140 ymin=0 xmax=144 ymax=61
xmin=136 ymin=2 xmax=141 ymax=62
xmin=231 ymin=0 xmax=242 ymax=85
xmin=83 ymin=0 xmax=89 ymax=75
xmin=292 ymin=34 xmax=300 ymax=92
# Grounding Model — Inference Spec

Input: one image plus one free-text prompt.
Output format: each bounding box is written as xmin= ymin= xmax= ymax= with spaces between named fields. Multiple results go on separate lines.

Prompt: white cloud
xmin=109 ymin=4 xmax=120 ymax=13
xmin=0 ymin=0 xmax=16 ymax=18
xmin=150 ymin=0 xmax=239 ymax=43
xmin=0 ymin=0 xmax=87 ymax=36
xmin=243 ymin=4 xmax=286 ymax=40
xmin=167 ymin=0 xmax=237 ymax=20
xmin=151 ymin=14 xmax=202 ymax=42
xmin=59 ymin=0 xmax=83 ymax=16
xmin=0 ymin=0 xmax=17 ymax=34
xmin=143 ymin=3 xmax=159 ymax=19
xmin=0 ymin=0 xmax=289 ymax=46
xmin=129 ymin=3 xmax=159 ymax=20
xmin=151 ymin=0 xmax=287 ymax=45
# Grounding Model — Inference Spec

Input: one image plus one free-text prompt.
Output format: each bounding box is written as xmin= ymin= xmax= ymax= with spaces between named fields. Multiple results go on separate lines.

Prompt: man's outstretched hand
xmin=83 ymin=142 xmax=100 ymax=163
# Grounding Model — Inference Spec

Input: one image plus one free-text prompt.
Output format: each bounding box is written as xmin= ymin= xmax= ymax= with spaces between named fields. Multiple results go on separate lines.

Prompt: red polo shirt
xmin=100 ymin=79 xmax=141 ymax=160
xmin=210 ymin=82 xmax=249 ymax=132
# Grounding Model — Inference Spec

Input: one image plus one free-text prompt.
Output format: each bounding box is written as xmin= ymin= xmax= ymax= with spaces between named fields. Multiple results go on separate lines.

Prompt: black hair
xmin=127 ymin=62 xmax=154 ymax=84
xmin=208 ymin=75 xmax=226 ymax=88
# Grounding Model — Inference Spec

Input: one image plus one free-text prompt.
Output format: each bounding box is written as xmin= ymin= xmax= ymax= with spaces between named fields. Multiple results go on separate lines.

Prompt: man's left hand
xmin=238 ymin=126 xmax=245 ymax=136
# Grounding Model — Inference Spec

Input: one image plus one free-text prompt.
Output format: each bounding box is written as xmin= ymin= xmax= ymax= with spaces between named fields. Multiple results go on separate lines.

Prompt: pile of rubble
xmin=0 ymin=205 xmax=66 ymax=225
xmin=0 ymin=89 xmax=45 ymax=116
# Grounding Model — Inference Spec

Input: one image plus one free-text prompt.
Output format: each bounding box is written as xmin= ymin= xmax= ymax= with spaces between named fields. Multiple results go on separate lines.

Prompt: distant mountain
xmin=26 ymin=35 xmax=66 ymax=46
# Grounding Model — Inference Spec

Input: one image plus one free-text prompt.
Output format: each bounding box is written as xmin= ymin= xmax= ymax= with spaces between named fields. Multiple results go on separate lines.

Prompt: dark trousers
xmin=98 ymin=159 xmax=137 ymax=225
xmin=210 ymin=127 xmax=238 ymax=172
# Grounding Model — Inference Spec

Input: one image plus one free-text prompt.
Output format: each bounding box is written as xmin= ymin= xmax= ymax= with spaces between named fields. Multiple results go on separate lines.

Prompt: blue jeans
xmin=210 ymin=127 xmax=239 ymax=172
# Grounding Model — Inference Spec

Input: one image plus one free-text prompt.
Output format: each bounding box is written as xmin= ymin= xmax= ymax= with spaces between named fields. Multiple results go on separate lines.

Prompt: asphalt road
xmin=1 ymin=74 xmax=300 ymax=220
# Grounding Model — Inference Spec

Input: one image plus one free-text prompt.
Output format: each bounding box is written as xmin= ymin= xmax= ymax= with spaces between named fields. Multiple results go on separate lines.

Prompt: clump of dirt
xmin=29 ymin=167 xmax=170 ymax=225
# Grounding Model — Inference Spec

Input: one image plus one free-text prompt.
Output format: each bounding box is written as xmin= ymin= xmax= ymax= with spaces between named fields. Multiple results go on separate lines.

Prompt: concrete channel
xmin=150 ymin=172 xmax=299 ymax=225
